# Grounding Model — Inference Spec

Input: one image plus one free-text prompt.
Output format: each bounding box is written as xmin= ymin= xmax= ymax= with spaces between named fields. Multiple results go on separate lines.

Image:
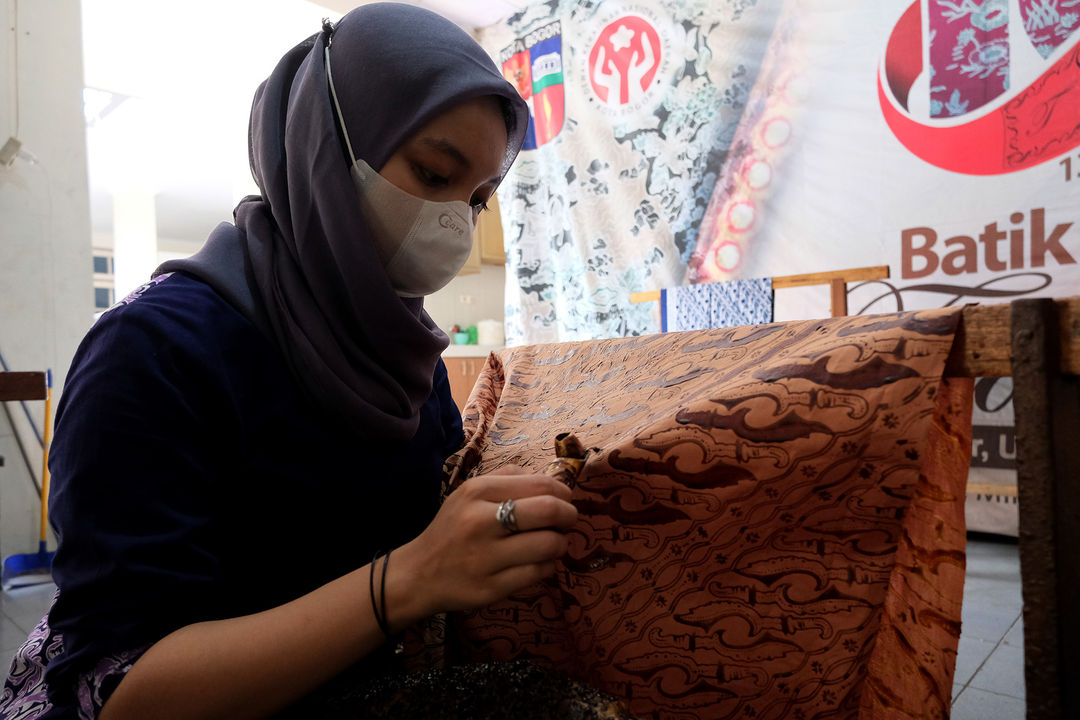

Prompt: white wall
xmin=0 ymin=0 xmax=93 ymax=557
xmin=425 ymin=265 xmax=507 ymax=339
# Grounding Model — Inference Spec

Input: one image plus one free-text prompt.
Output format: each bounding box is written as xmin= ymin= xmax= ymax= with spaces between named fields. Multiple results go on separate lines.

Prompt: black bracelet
xmin=369 ymin=550 xmax=391 ymax=638
xmin=380 ymin=548 xmax=392 ymax=635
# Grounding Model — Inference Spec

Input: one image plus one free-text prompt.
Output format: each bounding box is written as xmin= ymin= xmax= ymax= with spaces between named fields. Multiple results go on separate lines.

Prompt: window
xmin=91 ymin=249 xmax=115 ymax=314
xmin=94 ymin=287 xmax=113 ymax=309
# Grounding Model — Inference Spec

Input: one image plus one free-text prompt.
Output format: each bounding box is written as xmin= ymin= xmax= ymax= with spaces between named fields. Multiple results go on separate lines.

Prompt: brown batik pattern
xmin=443 ymin=309 xmax=972 ymax=720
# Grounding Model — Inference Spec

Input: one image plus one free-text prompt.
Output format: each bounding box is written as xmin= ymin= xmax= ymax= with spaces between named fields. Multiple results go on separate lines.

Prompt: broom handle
xmin=39 ymin=369 xmax=52 ymax=546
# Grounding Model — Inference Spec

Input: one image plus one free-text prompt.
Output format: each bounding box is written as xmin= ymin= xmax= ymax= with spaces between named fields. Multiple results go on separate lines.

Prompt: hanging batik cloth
xmin=435 ymin=307 xmax=972 ymax=720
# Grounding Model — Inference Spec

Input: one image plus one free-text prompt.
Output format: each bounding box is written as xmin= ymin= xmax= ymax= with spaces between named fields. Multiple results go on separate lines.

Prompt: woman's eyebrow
xmin=419 ymin=136 xmax=503 ymax=186
xmin=419 ymin=137 xmax=471 ymax=169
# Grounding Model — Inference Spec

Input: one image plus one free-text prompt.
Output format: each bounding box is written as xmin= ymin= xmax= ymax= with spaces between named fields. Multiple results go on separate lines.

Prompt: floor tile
xmin=0 ymin=616 xmax=28 ymax=658
xmin=950 ymin=687 xmax=1025 ymax=720
xmin=962 ymin=555 xmax=1022 ymax=607
xmin=964 ymin=539 xmax=1021 ymax=592
xmin=0 ymin=582 xmax=56 ymax=635
xmin=950 ymin=537 xmax=1025 ymax=719
xmin=959 ymin=601 xmax=1020 ymax=644
xmin=953 ymin=635 xmax=996 ymax=687
xmin=0 ymin=647 xmax=18 ymax=673
xmin=969 ymin=643 xmax=1025 ymax=699
xmin=1002 ymin=616 xmax=1023 ymax=648
xmin=961 ymin=579 xmax=1021 ymax=612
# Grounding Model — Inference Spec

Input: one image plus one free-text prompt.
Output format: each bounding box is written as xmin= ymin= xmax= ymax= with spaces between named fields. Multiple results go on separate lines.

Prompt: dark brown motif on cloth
xmin=433 ymin=309 xmax=972 ymax=720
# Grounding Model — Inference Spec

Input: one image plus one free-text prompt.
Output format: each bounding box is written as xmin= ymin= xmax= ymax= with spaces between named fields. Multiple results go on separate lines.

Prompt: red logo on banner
xmin=588 ymin=16 xmax=662 ymax=106
xmin=878 ymin=0 xmax=1080 ymax=175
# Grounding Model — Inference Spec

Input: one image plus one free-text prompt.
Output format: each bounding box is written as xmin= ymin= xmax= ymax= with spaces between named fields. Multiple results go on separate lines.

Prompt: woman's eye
xmin=471 ymin=199 xmax=490 ymax=213
xmin=414 ymin=165 xmax=448 ymax=187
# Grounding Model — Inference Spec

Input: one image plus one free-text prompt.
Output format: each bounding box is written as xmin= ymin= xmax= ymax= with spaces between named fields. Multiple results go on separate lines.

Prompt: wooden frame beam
xmin=629 ymin=265 xmax=891 ymax=308
xmin=944 ymin=298 xmax=1080 ymax=377
xmin=770 ymin=265 xmax=891 ymax=290
xmin=1007 ymin=298 xmax=1080 ymax=720
xmin=0 ymin=372 xmax=46 ymax=401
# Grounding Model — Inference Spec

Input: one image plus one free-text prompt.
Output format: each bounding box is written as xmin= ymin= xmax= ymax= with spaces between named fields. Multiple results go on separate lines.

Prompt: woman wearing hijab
xmin=0 ymin=4 xmax=575 ymax=719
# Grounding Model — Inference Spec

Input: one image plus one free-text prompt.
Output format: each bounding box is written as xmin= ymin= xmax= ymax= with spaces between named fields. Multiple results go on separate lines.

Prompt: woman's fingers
xmin=491 ymin=494 xmax=577 ymax=534
xmin=404 ymin=464 xmax=581 ymax=613
xmin=464 ymin=470 xmax=573 ymax=503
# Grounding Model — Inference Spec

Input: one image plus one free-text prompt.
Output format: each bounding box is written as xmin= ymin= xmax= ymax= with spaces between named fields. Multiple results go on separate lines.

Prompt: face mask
xmin=325 ymin=45 xmax=476 ymax=298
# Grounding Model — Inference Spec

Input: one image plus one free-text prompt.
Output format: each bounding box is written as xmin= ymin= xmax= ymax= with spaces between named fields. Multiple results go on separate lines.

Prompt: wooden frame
xmin=936 ymin=297 xmax=1079 ymax=719
xmin=630 ymin=265 xmax=890 ymax=318
xmin=976 ymin=298 xmax=1078 ymax=720
xmin=0 ymin=372 xmax=46 ymax=402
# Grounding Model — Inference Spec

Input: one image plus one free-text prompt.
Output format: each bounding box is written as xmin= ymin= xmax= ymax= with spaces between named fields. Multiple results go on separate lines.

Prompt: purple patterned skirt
xmin=0 ymin=597 xmax=144 ymax=720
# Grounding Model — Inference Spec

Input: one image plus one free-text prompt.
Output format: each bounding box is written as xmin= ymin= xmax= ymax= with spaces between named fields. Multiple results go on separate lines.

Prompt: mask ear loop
xmin=324 ymin=29 xmax=358 ymax=164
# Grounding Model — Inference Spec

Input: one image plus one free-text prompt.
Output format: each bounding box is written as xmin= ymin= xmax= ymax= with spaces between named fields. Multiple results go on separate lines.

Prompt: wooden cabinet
xmin=477 ymin=192 xmax=506 ymax=265
xmin=457 ymin=192 xmax=506 ymax=277
xmin=443 ymin=356 xmax=486 ymax=411
xmin=458 ymin=231 xmax=482 ymax=276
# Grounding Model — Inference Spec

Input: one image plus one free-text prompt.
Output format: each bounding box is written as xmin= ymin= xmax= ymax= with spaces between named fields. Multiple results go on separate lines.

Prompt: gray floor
xmin=0 ymin=537 xmax=1025 ymax=716
xmin=952 ymin=535 xmax=1026 ymax=719
xmin=0 ymin=580 xmax=55 ymax=661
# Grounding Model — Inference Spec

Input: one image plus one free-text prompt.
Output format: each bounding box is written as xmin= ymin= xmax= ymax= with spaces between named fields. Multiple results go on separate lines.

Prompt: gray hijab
xmin=157 ymin=3 xmax=528 ymax=440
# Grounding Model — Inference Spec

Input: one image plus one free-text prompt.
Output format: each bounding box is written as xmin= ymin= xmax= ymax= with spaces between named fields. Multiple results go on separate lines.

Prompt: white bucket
xmin=476 ymin=319 xmax=505 ymax=347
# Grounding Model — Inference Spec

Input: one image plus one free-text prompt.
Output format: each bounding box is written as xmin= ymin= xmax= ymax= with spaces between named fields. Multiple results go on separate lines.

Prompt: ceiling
xmin=82 ymin=0 xmax=532 ymax=250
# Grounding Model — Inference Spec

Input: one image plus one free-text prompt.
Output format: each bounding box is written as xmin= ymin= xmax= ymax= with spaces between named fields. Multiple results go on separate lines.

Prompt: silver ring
xmin=496 ymin=499 xmax=520 ymax=533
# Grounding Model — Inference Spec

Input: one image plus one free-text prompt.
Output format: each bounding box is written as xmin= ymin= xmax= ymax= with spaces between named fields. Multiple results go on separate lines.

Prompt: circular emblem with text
xmin=581 ymin=6 xmax=671 ymax=117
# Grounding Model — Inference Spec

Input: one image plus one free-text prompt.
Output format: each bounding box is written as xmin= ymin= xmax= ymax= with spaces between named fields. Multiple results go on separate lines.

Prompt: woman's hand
xmin=388 ymin=467 xmax=577 ymax=627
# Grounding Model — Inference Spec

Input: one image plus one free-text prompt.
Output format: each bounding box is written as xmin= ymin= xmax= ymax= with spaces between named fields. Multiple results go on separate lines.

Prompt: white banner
xmin=482 ymin=0 xmax=1080 ymax=533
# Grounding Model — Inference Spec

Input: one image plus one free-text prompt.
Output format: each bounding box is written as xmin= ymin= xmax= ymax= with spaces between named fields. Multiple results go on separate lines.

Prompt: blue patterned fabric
xmin=671 ymin=283 xmax=713 ymax=331
xmin=711 ymin=276 xmax=774 ymax=327
xmin=662 ymin=278 xmax=773 ymax=332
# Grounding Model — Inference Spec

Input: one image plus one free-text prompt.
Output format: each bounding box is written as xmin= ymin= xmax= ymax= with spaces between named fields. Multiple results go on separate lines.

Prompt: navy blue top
xmin=42 ymin=272 xmax=463 ymax=712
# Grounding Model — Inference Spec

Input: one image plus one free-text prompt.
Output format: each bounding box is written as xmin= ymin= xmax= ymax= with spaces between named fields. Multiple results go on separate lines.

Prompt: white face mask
xmin=325 ymin=45 xmax=476 ymax=298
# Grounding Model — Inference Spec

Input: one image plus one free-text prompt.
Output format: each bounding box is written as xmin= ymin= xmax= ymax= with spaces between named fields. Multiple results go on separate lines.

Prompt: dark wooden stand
xmin=945 ymin=298 xmax=1079 ymax=720
xmin=0 ymin=372 xmax=46 ymax=402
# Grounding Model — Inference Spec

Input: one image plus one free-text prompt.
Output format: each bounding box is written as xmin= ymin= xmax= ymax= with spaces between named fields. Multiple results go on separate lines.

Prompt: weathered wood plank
xmin=630 ymin=266 xmax=891 ymax=305
xmin=1011 ymin=298 xmax=1080 ymax=720
xmin=945 ymin=298 xmax=1080 ymax=377
xmin=829 ymin=278 xmax=847 ymax=318
xmin=0 ymin=372 xmax=46 ymax=401
xmin=629 ymin=290 xmax=661 ymax=304
xmin=769 ymin=265 xmax=890 ymax=289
